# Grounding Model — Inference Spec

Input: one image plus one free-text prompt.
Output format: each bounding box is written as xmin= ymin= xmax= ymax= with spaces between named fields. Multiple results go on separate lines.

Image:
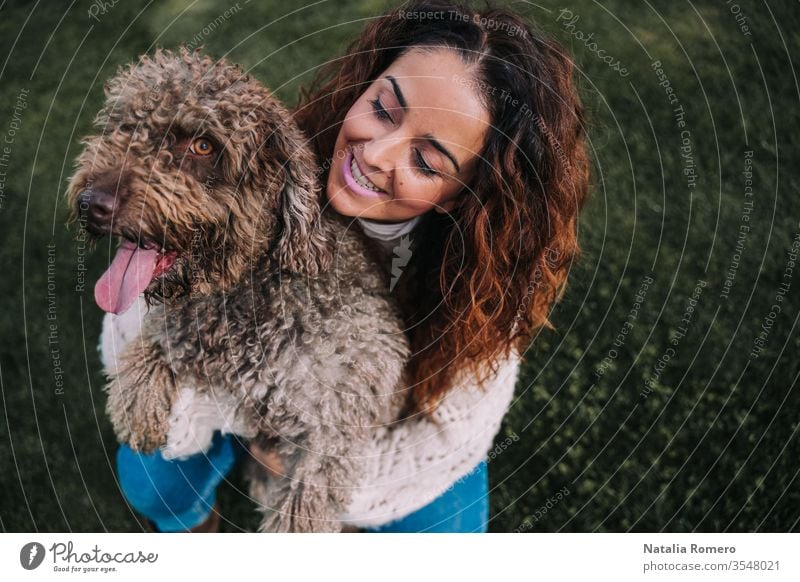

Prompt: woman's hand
xmin=248 ymin=442 xmax=285 ymax=477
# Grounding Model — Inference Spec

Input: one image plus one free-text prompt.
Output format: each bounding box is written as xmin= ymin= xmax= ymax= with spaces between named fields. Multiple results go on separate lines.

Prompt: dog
xmin=66 ymin=48 xmax=409 ymax=532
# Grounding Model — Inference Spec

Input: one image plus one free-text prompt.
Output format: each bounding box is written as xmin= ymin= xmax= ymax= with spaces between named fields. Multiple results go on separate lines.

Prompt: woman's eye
xmin=368 ymin=97 xmax=437 ymax=179
xmin=414 ymin=148 xmax=438 ymax=178
xmin=189 ymin=137 xmax=215 ymax=156
xmin=369 ymin=98 xmax=393 ymax=123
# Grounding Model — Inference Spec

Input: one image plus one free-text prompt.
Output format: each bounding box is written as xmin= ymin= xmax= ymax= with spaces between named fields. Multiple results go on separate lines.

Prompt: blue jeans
xmin=364 ymin=461 xmax=489 ymax=533
xmin=116 ymin=431 xmax=489 ymax=533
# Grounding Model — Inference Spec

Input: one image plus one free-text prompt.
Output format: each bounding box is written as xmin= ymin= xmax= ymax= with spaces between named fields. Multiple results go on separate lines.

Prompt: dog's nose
xmin=79 ymin=189 xmax=116 ymax=231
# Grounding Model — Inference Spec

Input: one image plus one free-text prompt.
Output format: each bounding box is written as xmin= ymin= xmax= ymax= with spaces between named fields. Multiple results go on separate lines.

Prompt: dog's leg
xmin=244 ymin=303 xmax=409 ymax=533
xmin=251 ymin=432 xmax=359 ymax=533
xmin=248 ymin=381 xmax=391 ymax=532
xmin=105 ymin=340 xmax=178 ymax=453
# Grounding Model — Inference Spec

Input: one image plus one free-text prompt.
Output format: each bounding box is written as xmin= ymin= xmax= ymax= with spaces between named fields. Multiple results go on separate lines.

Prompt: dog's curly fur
xmin=66 ymin=48 xmax=409 ymax=532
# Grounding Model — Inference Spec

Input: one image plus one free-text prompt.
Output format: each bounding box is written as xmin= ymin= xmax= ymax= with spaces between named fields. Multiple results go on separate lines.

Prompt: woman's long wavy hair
xmin=293 ymin=0 xmax=591 ymax=416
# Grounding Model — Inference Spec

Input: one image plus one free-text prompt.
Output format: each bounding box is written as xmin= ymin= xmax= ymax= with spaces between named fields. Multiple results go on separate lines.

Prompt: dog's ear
xmin=277 ymin=161 xmax=333 ymax=276
xmin=260 ymin=114 xmax=333 ymax=277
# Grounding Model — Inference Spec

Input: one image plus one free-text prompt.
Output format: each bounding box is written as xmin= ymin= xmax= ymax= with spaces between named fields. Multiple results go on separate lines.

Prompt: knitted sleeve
xmin=340 ymin=351 xmax=521 ymax=528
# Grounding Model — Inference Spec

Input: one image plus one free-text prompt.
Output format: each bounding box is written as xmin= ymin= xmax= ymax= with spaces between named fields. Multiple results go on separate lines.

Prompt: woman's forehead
xmin=379 ymin=48 xmax=490 ymax=170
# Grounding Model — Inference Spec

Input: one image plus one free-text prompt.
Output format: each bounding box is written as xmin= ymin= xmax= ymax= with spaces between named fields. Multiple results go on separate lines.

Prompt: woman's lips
xmin=342 ymin=149 xmax=388 ymax=199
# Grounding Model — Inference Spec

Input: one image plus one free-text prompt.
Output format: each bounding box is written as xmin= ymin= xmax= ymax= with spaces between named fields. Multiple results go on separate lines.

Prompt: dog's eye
xmin=190 ymin=137 xmax=215 ymax=156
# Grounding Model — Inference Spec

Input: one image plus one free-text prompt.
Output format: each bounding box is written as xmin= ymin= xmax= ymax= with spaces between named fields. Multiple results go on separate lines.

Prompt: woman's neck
xmin=356 ymin=215 xmax=422 ymax=242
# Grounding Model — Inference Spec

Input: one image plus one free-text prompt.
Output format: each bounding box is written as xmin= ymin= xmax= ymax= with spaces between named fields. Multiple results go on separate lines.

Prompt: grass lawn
xmin=1 ymin=0 xmax=798 ymax=532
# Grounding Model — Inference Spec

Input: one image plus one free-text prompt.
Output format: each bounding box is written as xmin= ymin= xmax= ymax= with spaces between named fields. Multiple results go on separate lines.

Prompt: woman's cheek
xmin=341 ymin=103 xmax=373 ymax=139
xmin=394 ymin=188 xmax=442 ymax=213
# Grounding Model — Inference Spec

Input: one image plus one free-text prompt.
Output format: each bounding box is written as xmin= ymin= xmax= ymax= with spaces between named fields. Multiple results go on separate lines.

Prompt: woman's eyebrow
xmin=423 ymin=133 xmax=460 ymax=173
xmin=385 ymin=75 xmax=461 ymax=174
xmin=386 ymin=75 xmax=408 ymax=108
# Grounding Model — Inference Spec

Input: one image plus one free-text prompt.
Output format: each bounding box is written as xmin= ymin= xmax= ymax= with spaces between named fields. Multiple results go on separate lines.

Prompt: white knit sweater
xmin=341 ymin=216 xmax=520 ymax=527
xmin=341 ymin=352 xmax=520 ymax=527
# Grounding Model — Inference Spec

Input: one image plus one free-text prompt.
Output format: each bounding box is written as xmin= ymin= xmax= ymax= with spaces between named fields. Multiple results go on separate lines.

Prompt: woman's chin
xmin=325 ymin=186 xmax=358 ymax=217
xmin=327 ymin=182 xmax=383 ymax=220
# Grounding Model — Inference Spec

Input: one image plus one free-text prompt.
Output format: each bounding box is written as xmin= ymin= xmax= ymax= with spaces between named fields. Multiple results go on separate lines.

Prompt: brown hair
xmin=293 ymin=0 xmax=591 ymax=416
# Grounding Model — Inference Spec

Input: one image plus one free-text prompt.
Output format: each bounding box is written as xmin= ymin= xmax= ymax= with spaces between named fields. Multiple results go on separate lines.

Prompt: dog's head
xmin=67 ymin=48 xmax=332 ymax=314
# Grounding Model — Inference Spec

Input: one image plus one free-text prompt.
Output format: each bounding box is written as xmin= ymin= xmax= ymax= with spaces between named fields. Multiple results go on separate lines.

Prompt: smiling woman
xmin=295 ymin=0 xmax=591 ymax=417
xmin=325 ymin=47 xmax=491 ymax=221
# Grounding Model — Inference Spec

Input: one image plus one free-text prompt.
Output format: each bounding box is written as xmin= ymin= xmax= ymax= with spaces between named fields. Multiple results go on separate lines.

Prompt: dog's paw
xmin=106 ymin=378 xmax=173 ymax=454
xmin=105 ymin=343 xmax=177 ymax=453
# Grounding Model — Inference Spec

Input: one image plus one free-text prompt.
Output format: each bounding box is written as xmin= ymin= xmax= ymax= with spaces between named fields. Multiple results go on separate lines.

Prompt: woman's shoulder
xmin=432 ymin=350 xmax=522 ymax=423
xmin=465 ymin=348 xmax=524 ymax=383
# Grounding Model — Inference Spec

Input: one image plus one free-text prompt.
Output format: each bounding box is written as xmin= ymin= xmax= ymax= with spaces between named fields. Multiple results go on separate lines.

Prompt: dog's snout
xmin=79 ymin=189 xmax=116 ymax=232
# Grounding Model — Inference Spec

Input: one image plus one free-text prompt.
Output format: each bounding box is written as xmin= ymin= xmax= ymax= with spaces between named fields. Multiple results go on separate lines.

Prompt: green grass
xmin=1 ymin=0 xmax=798 ymax=532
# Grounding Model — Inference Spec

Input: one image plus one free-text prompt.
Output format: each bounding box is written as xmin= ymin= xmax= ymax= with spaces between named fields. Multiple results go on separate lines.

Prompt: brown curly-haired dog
xmin=66 ymin=48 xmax=409 ymax=532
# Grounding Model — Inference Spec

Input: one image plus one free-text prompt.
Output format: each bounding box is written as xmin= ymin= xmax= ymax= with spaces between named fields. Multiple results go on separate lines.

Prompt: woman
xmin=117 ymin=0 xmax=590 ymax=532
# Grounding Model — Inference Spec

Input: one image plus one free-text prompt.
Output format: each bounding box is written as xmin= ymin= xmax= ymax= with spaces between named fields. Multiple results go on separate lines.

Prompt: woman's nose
xmin=360 ymin=135 xmax=403 ymax=175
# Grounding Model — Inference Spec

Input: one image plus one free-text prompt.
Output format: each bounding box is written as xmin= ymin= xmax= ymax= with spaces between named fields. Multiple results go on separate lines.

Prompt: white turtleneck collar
xmin=356 ymin=215 xmax=422 ymax=242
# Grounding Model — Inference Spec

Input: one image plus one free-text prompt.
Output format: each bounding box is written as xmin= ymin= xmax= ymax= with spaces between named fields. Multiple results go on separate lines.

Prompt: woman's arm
xmin=339 ymin=351 xmax=521 ymax=528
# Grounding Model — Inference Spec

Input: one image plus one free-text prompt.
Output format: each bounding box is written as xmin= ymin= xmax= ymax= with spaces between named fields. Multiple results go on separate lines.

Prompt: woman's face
xmin=325 ymin=47 xmax=491 ymax=222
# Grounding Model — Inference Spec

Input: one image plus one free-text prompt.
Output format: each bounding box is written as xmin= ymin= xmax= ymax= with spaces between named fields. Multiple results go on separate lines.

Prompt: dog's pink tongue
xmin=94 ymin=240 xmax=159 ymax=314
